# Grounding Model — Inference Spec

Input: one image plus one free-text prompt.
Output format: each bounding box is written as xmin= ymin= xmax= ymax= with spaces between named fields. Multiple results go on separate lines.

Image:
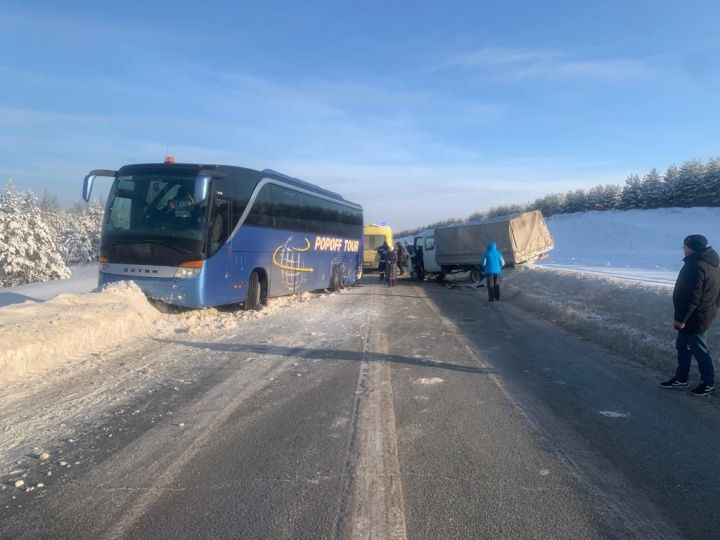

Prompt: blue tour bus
xmin=82 ymin=161 xmax=364 ymax=309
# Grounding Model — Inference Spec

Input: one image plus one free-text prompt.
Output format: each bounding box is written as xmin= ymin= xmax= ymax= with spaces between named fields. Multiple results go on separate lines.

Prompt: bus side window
xmin=271 ymin=184 xmax=305 ymax=232
xmin=209 ymin=197 xmax=231 ymax=256
xmin=246 ymin=184 xmax=274 ymax=227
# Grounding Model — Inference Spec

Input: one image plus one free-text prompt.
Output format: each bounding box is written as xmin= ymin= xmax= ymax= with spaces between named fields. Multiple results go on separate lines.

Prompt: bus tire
xmin=245 ymin=271 xmax=262 ymax=311
xmin=330 ymin=266 xmax=341 ymax=291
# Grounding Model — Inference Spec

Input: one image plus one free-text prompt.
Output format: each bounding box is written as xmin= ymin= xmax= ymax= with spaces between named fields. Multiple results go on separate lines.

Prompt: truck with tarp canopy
xmin=410 ymin=210 xmax=554 ymax=281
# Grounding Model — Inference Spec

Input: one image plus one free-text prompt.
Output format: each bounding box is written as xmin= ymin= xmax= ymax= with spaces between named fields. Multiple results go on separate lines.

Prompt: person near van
xmin=396 ymin=242 xmax=407 ymax=276
xmin=386 ymin=244 xmax=398 ymax=287
xmin=377 ymin=241 xmax=389 ymax=281
xmin=660 ymin=235 xmax=720 ymax=396
xmin=482 ymin=241 xmax=505 ymax=302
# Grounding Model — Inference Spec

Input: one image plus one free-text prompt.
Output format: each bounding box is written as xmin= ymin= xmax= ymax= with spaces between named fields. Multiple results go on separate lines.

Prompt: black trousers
xmin=486 ymin=274 xmax=500 ymax=301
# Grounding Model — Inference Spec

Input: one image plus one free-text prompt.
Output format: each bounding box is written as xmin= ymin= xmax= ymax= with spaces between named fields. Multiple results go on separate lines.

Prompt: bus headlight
xmin=175 ymin=260 xmax=203 ymax=279
xmin=175 ymin=267 xmax=200 ymax=279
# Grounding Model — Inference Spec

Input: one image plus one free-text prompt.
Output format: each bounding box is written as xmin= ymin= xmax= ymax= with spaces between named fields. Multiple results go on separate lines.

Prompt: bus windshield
xmin=102 ymin=172 xmax=210 ymax=264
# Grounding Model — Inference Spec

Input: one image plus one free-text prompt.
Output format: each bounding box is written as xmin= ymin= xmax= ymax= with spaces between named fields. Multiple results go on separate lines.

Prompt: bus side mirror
xmin=82 ymin=174 xmax=96 ymax=202
xmin=194 ymin=175 xmax=211 ymax=203
xmin=82 ymin=169 xmax=116 ymax=202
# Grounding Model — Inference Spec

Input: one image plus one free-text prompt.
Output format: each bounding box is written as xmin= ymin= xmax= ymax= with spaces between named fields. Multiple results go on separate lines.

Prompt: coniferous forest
xmin=396 ymin=157 xmax=720 ymax=238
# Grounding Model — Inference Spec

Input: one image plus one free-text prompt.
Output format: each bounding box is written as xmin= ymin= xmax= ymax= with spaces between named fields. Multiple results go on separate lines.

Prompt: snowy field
xmin=0 ymin=264 xmax=98 ymax=307
xmin=1 ymin=207 xmax=719 ymax=383
xmin=541 ymin=207 xmax=720 ymax=284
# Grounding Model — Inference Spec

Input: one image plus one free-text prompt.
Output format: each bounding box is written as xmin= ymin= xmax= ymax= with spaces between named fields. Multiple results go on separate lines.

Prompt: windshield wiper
xmin=111 ymin=239 xmax=193 ymax=254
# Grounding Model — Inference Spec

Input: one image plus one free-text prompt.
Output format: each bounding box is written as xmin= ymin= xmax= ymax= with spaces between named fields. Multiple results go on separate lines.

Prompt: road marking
xmin=336 ymin=321 xmax=407 ymax=540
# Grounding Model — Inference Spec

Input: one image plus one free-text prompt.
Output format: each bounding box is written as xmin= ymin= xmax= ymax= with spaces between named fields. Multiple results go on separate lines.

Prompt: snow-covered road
xmin=2 ymin=279 xmax=719 ymax=538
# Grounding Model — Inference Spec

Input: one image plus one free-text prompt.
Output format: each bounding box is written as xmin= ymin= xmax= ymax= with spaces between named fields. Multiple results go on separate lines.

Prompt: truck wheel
xmin=470 ymin=268 xmax=483 ymax=284
xmin=414 ymin=266 xmax=425 ymax=281
xmin=244 ymin=271 xmax=262 ymax=311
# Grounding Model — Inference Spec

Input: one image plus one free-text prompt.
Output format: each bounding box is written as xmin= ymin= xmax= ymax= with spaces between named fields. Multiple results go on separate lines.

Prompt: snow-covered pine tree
xmin=602 ymin=184 xmax=622 ymax=210
xmin=675 ymin=159 xmax=706 ymax=207
xmin=0 ymin=182 xmax=70 ymax=287
xmin=704 ymin=158 xmax=720 ymax=206
xmin=586 ymin=184 xmax=621 ymax=211
xmin=58 ymin=199 xmax=105 ymax=264
xmin=620 ymin=174 xmax=642 ymax=209
xmin=564 ymin=189 xmax=589 ymax=213
xmin=640 ymin=168 xmax=663 ymax=209
xmin=532 ymin=193 xmax=565 ymax=216
xmin=660 ymin=164 xmax=680 ymax=207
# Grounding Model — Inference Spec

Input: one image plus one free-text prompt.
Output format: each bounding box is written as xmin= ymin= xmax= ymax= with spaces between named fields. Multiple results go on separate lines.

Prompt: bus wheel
xmin=330 ymin=266 xmax=341 ymax=291
xmin=245 ymin=271 xmax=262 ymax=311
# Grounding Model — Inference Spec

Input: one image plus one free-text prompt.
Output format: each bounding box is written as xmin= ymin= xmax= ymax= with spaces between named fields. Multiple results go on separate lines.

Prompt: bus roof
xmin=116 ymin=163 xmax=361 ymax=208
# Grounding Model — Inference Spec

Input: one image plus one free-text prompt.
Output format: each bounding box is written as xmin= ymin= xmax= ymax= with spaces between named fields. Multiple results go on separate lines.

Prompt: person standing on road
xmin=386 ymin=244 xmax=398 ymax=287
xmin=377 ymin=241 xmax=389 ymax=281
xmin=482 ymin=241 xmax=505 ymax=302
xmin=395 ymin=242 xmax=407 ymax=276
xmin=660 ymin=234 xmax=720 ymax=396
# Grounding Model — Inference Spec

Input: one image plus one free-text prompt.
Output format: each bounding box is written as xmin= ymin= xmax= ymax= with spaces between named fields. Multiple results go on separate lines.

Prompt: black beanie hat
xmin=684 ymin=234 xmax=708 ymax=252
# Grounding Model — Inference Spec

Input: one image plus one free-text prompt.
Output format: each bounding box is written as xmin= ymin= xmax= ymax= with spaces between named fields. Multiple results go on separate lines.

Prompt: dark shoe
xmin=659 ymin=377 xmax=688 ymax=389
xmin=691 ymin=383 xmax=715 ymax=396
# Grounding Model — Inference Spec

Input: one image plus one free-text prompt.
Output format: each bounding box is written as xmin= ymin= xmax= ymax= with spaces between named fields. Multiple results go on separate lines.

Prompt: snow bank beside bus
xmin=503 ymin=266 xmax=690 ymax=374
xmin=0 ymin=281 xmax=160 ymax=384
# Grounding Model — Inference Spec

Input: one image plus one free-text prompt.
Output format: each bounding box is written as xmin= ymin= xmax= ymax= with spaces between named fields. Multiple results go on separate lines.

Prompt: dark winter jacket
xmin=673 ymin=246 xmax=720 ymax=333
xmin=396 ymin=244 xmax=407 ymax=264
xmin=377 ymin=246 xmax=388 ymax=264
xmin=377 ymin=245 xmax=388 ymax=273
xmin=482 ymin=242 xmax=505 ymax=275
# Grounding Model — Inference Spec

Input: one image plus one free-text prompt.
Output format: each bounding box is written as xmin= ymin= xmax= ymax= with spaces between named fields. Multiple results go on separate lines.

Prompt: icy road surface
xmin=1 ymin=278 xmax=719 ymax=539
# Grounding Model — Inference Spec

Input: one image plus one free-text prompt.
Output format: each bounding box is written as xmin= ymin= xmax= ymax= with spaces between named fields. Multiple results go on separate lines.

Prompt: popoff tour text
xmin=314 ymin=236 xmax=360 ymax=252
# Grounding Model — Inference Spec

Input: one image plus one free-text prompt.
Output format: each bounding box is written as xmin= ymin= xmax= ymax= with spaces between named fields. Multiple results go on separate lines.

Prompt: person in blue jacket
xmin=482 ymin=241 xmax=505 ymax=302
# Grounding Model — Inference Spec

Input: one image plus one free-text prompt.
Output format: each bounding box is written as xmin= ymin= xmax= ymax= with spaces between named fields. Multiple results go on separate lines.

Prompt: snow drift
xmin=0 ymin=281 xmax=160 ymax=383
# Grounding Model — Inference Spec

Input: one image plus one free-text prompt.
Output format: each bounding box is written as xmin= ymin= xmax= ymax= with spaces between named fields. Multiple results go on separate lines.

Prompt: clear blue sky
xmin=2 ymin=0 xmax=719 ymax=229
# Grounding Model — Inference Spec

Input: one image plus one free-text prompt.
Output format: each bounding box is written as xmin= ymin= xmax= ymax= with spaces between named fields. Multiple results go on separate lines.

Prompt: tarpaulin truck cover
xmin=434 ymin=210 xmax=554 ymax=266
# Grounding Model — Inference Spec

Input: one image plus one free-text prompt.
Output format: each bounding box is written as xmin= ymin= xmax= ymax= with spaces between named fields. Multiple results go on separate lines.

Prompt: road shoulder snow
xmin=0 ymin=281 xmax=161 ymax=384
xmin=503 ymin=266 xmax=688 ymax=374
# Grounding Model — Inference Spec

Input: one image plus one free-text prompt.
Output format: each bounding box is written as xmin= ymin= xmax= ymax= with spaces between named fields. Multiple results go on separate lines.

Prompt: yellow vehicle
xmin=363 ymin=224 xmax=393 ymax=272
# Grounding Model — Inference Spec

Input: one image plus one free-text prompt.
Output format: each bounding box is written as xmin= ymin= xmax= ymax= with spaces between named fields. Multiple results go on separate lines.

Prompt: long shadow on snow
xmin=156 ymin=340 xmax=492 ymax=376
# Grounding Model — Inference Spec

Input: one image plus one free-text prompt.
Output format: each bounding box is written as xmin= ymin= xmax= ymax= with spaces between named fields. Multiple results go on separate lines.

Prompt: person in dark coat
xmin=395 ymin=242 xmax=407 ymax=276
xmin=660 ymin=234 xmax=720 ymax=396
xmin=377 ymin=241 xmax=389 ymax=281
xmin=482 ymin=241 xmax=505 ymax=302
xmin=386 ymin=244 xmax=398 ymax=287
